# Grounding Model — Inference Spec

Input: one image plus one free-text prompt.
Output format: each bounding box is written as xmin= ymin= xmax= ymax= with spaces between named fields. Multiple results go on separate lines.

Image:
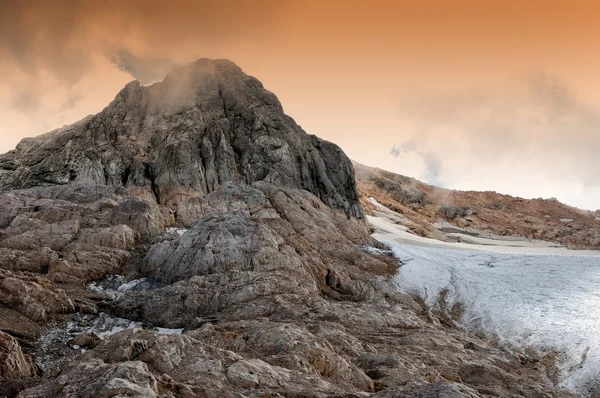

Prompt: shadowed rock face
xmin=0 ymin=59 xmax=363 ymax=219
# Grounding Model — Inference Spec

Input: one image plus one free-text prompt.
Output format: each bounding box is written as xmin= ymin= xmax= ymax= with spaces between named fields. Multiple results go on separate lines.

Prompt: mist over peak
xmin=1 ymin=0 xmax=599 ymax=208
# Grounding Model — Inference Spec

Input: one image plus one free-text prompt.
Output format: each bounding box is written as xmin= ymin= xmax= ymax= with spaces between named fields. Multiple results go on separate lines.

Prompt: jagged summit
xmin=0 ymin=59 xmax=576 ymax=398
xmin=0 ymin=59 xmax=363 ymax=219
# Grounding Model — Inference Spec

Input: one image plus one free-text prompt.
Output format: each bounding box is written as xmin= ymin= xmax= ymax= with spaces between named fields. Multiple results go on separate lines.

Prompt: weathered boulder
xmin=0 ymin=247 xmax=58 ymax=273
xmin=189 ymin=321 xmax=374 ymax=392
xmin=372 ymin=381 xmax=483 ymax=398
xmin=75 ymin=225 xmax=136 ymax=250
xmin=0 ymin=331 xmax=36 ymax=378
xmin=19 ymin=360 xmax=158 ymax=398
xmin=24 ymin=328 xmax=342 ymax=397
xmin=176 ymin=181 xmax=278 ymax=227
xmin=48 ymin=249 xmax=126 ymax=284
xmin=0 ymin=270 xmax=75 ymax=322
xmin=0 ymin=219 xmax=80 ymax=251
xmin=115 ymin=183 xmax=379 ymax=327
xmin=142 ymin=213 xmax=301 ymax=283
xmin=103 ymin=198 xmax=173 ymax=241
xmin=71 ymin=332 xmax=100 ymax=348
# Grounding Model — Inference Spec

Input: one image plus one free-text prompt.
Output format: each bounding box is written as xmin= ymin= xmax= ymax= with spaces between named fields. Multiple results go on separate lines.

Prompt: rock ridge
xmin=0 ymin=59 xmax=363 ymax=219
xmin=0 ymin=60 xmax=577 ymax=397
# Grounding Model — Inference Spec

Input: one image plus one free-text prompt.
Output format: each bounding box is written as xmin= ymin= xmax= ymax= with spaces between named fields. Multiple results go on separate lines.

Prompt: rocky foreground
xmin=0 ymin=59 xmax=574 ymax=397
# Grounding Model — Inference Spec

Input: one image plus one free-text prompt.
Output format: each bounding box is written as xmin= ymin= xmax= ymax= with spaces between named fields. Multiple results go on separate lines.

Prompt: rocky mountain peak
xmin=0 ymin=59 xmax=576 ymax=398
xmin=0 ymin=58 xmax=363 ymax=219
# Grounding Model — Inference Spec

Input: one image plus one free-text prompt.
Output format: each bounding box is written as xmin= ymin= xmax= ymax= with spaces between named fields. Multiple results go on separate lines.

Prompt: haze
xmin=1 ymin=0 xmax=599 ymax=210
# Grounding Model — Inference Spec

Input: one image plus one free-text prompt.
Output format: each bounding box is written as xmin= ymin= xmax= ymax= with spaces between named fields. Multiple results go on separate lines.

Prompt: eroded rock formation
xmin=0 ymin=59 xmax=362 ymax=220
xmin=0 ymin=59 xmax=575 ymax=397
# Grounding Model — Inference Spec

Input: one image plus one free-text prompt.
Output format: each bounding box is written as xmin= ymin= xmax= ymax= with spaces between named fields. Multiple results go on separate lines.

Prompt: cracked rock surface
xmin=0 ymin=59 xmax=362 ymax=220
xmin=0 ymin=59 xmax=574 ymax=397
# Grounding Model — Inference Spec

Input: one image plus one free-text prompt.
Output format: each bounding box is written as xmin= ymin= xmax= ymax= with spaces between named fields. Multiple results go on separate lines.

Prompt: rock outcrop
xmin=0 ymin=59 xmax=577 ymax=397
xmin=114 ymin=182 xmax=383 ymax=329
xmin=0 ymin=59 xmax=362 ymax=219
xmin=0 ymin=331 xmax=36 ymax=378
xmin=19 ymin=360 xmax=158 ymax=398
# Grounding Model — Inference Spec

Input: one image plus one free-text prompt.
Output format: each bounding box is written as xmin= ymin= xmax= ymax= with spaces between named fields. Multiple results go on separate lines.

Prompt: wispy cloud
xmin=391 ymin=73 xmax=600 ymax=208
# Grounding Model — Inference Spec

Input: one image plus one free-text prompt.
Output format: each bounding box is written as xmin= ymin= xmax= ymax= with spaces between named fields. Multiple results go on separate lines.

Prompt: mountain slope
xmin=0 ymin=60 xmax=575 ymax=397
xmin=0 ymin=59 xmax=362 ymax=219
xmin=354 ymin=161 xmax=600 ymax=249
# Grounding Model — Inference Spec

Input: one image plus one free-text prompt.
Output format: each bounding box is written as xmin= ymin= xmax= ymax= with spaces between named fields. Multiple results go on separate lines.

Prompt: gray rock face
xmin=19 ymin=360 xmax=158 ymax=398
xmin=143 ymin=213 xmax=287 ymax=283
xmin=372 ymin=381 xmax=483 ymax=398
xmin=116 ymin=182 xmax=377 ymax=328
xmin=0 ymin=59 xmax=577 ymax=398
xmin=0 ymin=180 xmax=574 ymax=397
xmin=0 ymin=59 xmax=363 ymax=219
xmin=0 ymin=331 xmax=36 ymax=378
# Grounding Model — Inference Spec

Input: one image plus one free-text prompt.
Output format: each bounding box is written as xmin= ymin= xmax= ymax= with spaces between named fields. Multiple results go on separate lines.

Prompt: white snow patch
xmin=369 ymin=215 xmax=599 ymax=256
xmin=155 ymin=327 xmax=184 ymax=335
xmin=595 ymin=217 xmax=600 ymax=221
xmin=368 ymin=197 xmax=414 ymax=228
xmin=87 ymin=275 xmax=150 ymax=299
xmin=362 ymin=245 xmax=393 ymax=256
xmin=560 ymin=218 xmax=574 ymax=223
xmin=369 ymin=213 xmax=600 ymax=395
xmin=87 ymin=275 xmax=126 ymax=299
xmin=87 ymin=313 xmax=143 ymax=339
xmin=167 ymin=227 xmax=188 ymax=237
xmin=117 ymin=278 xmax=148 ymax=292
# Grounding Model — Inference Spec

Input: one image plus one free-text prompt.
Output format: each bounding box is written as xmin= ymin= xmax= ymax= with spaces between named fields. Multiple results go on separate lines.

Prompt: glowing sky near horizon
xmin=1 ymin=0 xmax=599 ymax=210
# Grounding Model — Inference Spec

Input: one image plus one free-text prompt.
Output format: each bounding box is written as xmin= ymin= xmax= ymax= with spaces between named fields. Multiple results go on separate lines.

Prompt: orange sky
xmin=1 ymin=0 xmax=600 ymax=209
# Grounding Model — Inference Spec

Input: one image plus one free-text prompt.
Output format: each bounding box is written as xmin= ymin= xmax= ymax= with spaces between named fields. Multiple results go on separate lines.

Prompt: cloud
xmin=0 ymin=0 xmax=282 ymax=110
xmin=393 ymin=140 xmax=444 ymax=186
xmin=109 ymin=50 xmax=180 ymax=84
xmin=0 ymin=0 xmax=93 ymax=86
xmin=392 ymin=73 xmax=600 ymax=208
xmin=9 ymin=87 xmax=42 ymax=112
xmin=60 ymin=91 xmax=84 ymax=111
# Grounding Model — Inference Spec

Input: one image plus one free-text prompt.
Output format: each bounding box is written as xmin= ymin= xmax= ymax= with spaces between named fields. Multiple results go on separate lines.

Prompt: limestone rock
xmin=0 ymin=219 xmax=79 ymax=251
xmin=0 ymin=59 xmax=579 ymax=398
xmin=190 ymin=321 xmax=373 ymax=392
xmin=103 ymin=198 xmax=173 ymax=241
xmin=0 ymin=59 xmax=363 ymax=220
xmin=71 ymin=332 xmax=100 ymax=348
xmin=115 ymin=183 xmax=378 ymax=327
xmin=372 ymin=381 xmax=483 ymax=398
xmin=176 ymin=181 xmax=279 ymax=227
xmin=0 ymin=270 xmax=75 ymax=322
xmin=19 ymin=360 xmax=158 ymax=398
xmin=48 ymin=249 xmax=126 ymax=284
xmin=355 ymin=161 xmax=600 ymax=250
xmin=0 ymin=247 xmax=58 ymax=273
xmin=76 ymin=225 xmax=136 ymax=250
xmin=0 ymin=331 xmax=36 ymax=378
xmin=142 ymin=213 xmax=295 ymax=284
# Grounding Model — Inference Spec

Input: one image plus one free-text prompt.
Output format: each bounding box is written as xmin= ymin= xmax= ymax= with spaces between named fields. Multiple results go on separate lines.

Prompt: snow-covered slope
xmin=370 ymin=215 xmax=600 ymax=395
